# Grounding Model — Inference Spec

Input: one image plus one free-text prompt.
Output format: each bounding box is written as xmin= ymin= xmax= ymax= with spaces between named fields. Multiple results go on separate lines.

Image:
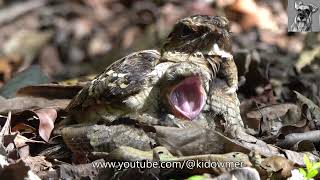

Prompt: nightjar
xmin=65 ymin=15 xmax=242 ymax=129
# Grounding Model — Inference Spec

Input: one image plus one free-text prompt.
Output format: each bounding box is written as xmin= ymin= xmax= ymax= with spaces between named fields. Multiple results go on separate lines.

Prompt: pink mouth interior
xmin=169 ymin=76 xmax=205 ymax=120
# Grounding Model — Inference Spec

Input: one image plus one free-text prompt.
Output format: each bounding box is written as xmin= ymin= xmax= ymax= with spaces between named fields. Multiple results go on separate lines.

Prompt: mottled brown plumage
xmin=66 ymin=50 xmax=161 ymax=111
xmin=65 ymin=15 xmax=241 ymax=127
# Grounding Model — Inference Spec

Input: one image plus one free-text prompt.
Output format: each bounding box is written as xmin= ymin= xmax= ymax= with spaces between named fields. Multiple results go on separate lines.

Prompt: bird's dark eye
xmin=305 ymin=9 xmax=310 ymax=14
xmin=180 ymin=25 xmax=193 ymax=37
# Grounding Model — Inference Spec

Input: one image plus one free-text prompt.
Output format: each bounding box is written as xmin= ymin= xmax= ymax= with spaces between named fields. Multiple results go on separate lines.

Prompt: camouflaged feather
xmin=66 ymin=50 xmax=160 ymax=110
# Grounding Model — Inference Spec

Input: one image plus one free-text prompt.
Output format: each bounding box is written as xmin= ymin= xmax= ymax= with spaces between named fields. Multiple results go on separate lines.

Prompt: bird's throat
xmin=168 ymin=76 xmax=205 ymax=120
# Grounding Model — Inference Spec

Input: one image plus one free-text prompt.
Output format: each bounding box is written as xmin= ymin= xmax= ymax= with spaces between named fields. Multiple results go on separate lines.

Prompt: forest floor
xmin=0 ymin=0 xmax=319 ymax=179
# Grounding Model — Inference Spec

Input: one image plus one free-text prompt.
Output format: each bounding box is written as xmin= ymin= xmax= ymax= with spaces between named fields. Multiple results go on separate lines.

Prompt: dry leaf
xmin=3 ymin=108 xmax=58 ymax=142
xmin=59 ymin=159 xmax=104 ymax=179
xmin=34 ymin=108 xmax=57 ymax=142
xmin=261 ymin=156 xmax=295 ymax=178
xmin=0 ymin=96 xmax=69 ymax=114
xmin=23 ymin=156 xmax=52 ymax=174
xmin=246 ymin=103 xmax=300 ymax=134
xmin=294 ymin=91 xmax=320 ymax=120
xmin=12 ymin=123 xmax=36 ymax=134
xmin=17 ymin=84 xmax=83 ymax=99
xmin=14 ymin=134 xmax=45 ymax=148
xmin=276 ymin=130 xmax=320 ymax=148
xmin=247 ymin=103 xmax=299 ymax=121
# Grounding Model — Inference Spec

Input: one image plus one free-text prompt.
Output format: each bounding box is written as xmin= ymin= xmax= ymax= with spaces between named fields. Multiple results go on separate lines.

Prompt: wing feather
xmin=66 ymin=50 xmax=161 ymax=111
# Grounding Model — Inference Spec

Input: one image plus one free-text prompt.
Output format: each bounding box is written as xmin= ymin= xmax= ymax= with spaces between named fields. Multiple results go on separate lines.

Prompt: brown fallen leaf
xmin=260 ymin=156 xmax=296 ymax=178
xmin=10 ymin=108 xmax=58 ymax=142
xmin=294 ymin=91 xmax=320 ymax=120
xmin=246 ymin=103 xmax=299 ymax=121
xmin=154 ymin=124 xmax=281 ymax=158
xmin=12 ymin=123 xmax=36 ymax=134
xmin=292 ymin=140 xmax=316 ymax=152
xmin=0 ymin=96 xmax=70 ymax=114
xmin=282 ymin=150 xmax=319 ymax=166
xmin=23 ymin=156 xmax=52 ymax=174
xmin=276 ymin=130 xmax=320 ymax=148
xmin=246 ymin=103 xmax=300 ymax=135
xmin=13 ymin=134 xmax=45 ymax=149
xmin=108 ymin=146 xmax=154 ymax=161
xmin=0 ymin=112 xmax=45 ymax=159
xmin=2 ymin=108 xmax=58 ymax=142
xmin=62 ymin=124 xmax=155 ymax=153
xmin=17 ymin=84 xmax=83 ymax=99
xmin=34 ymin=108 xmax=57 ymax=142
xmin=154 ymin=125 xmax=226 ymax=156
xmin=276 ymin=120 xmax=308 ymax=139
xmin=59 ymin=159 xmax=104 ymax=179
xmin=13 ymin=134 xmax=45 ymax=159
xmin=225 ymin=128 xmax=281 ymax=158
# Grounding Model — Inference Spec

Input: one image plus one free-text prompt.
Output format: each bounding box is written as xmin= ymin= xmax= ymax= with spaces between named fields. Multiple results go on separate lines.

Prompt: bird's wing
xmin=66 ymin=50 xmax=161 ymax=111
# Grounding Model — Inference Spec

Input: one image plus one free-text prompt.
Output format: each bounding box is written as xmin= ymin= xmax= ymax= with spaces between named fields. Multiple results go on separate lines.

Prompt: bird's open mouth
xmin=168 ymin=76 xmax=205 ymax=120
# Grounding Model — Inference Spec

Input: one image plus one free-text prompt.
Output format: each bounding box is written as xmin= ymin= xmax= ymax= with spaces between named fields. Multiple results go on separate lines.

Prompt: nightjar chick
xmin=65 ymin=15 xmax=242 ymax=129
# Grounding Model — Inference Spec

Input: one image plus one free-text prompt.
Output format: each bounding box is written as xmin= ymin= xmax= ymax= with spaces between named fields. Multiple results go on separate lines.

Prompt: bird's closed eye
xmin=180 ymin=25 xmax=193 ymax=37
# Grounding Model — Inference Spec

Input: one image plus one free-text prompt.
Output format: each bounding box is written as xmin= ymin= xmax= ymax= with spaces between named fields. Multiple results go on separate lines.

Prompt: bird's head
xmin=159 ymin=15 xmax=233 ymax=121
xmin=161 ymin=15 xmax=231 ymax=56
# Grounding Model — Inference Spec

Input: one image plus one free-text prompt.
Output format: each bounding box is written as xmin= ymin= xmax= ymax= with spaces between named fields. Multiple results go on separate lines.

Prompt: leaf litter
xmin=0 ymin=0 xmax=319 ymax=179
